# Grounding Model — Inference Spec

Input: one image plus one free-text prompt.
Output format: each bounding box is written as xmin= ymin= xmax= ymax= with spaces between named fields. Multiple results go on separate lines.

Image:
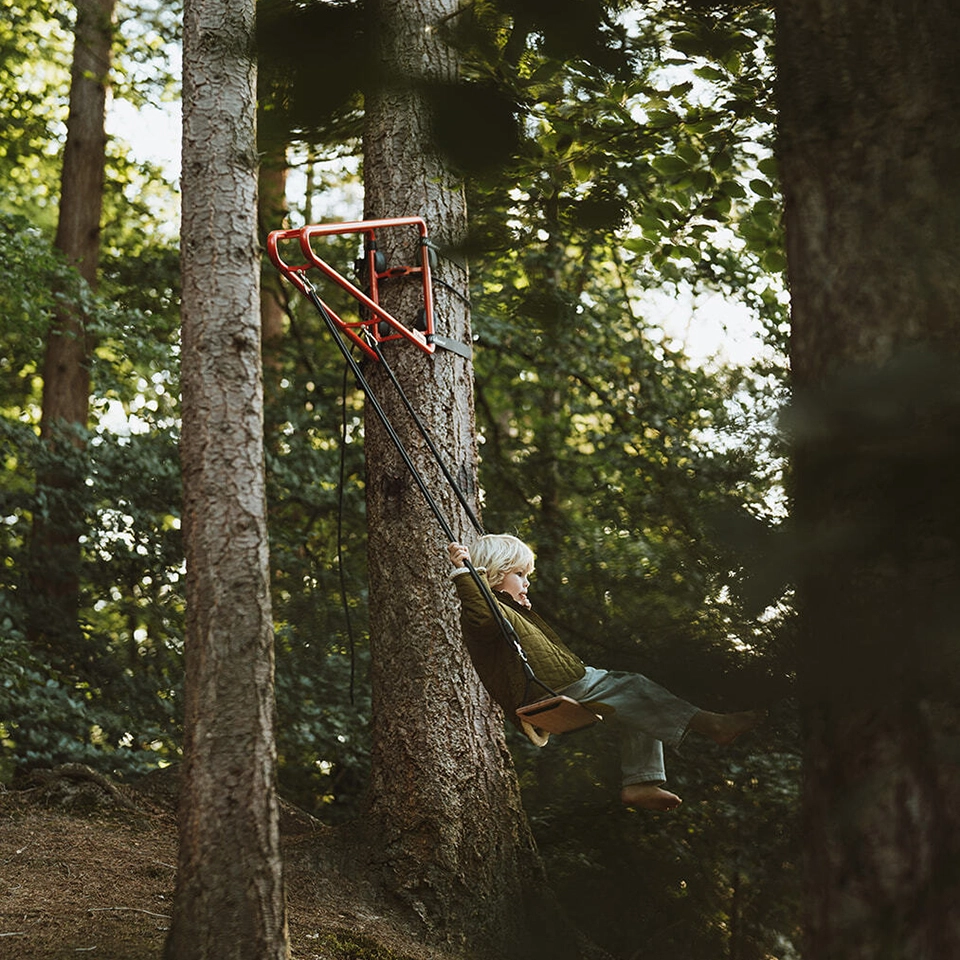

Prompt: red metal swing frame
xmin=266 ymin=216 xmax=437 ymax=362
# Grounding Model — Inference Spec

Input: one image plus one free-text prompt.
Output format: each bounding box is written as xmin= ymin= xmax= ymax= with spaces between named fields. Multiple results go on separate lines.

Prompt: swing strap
xmin=271 ymin=227 xmax=600 ymax=735
xmin=374 ymin=329 xmax=602 ymax=736
xmin=372 ymin=338 xmax=483 ymax=538
xmin=301 ymin=283 xmax=551 ymax=686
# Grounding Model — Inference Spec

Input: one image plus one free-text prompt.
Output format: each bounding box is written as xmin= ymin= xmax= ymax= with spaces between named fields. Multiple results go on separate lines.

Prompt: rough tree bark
xmin=28 ymin=0 xmax=116 ymax=649
xmin=164 ymin=0 xmax=289 ymax=956
xmin=327 ymin=0 xmax=579 ymax=956
xmin=776 ymin=2 xmax=960 ymax=957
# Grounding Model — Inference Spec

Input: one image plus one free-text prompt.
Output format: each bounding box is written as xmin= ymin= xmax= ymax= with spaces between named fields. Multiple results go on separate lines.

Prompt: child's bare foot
xmin=620 ymin=783 xmax=683 ymax=811
xmin=689 ymin=709 xmax=765 ymax=745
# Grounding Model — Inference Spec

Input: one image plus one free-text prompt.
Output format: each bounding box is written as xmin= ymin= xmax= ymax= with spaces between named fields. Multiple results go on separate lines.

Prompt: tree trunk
xmin=165 ymin=0 xmax=288 ymax=956
xmin=348 ymin=0 xmax=572 ymax=955
xmin=776 ymin=2 xmax=960 ymax=957
xmin=258 ymin=143 xmax=289 ymax=362
xmin=28 ymin=0 xmax=115 ymax=650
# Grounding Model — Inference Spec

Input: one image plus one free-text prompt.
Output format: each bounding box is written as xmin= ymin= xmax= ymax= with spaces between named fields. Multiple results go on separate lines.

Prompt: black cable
xmin=305 ymin=285 xmax=554 ymax=697
xmin=372 ymin=340 xmax=484 ymax=536
xmin=306 ymin=288 xmax=456 ymax=542
xmin=434 ymin=277 xmax=471 ymax=306
xmin=336 ymin=360 xmax=357 ymax=705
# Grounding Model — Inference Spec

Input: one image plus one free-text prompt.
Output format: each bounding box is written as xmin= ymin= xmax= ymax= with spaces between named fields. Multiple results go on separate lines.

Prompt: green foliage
xmin=0 ymin=0 xmax=184 ymax=776
xmin=112 ymin=0 xmax=182 ymax=109
xmin=275 ymin=629 xmax=371 ymax=821
xmin=0 ymin=0 xmax=71 ymax=224
xmin=0 ymin=214 xmax=69 ymax=418
xmin=1 ymin=412 xmax=184 ymax=779
xmin=0 ymin=613 xmax=173 ymax=780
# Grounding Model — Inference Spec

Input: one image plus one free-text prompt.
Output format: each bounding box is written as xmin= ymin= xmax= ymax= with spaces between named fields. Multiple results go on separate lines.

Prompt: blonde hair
xmin=471 ymin=534 xmax=535 ymax=589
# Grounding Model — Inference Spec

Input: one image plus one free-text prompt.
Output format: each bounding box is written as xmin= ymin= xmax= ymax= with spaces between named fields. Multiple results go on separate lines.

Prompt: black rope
xmin=434 ymin=276 xmax=471 ymax=306
xmin=372 ymin=340 xmax=484 ymax=536
xmin=336 ymin=360 xmax=358 ymax=704
xmin=302 ymin=282 xmax=554 ymax=698
xmin=305 ymin=287 xmax=456 ymax=541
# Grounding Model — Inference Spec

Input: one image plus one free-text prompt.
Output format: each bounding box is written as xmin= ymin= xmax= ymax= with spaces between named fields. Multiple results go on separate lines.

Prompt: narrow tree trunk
xmin=258 ymin=144 xmax=289 ymax=361
xmin=354 ymin=0 xmax=571 ymax=955
xmin=776 ymin=2 xmax=960 ymax=957
xmin=28 ymin=0 xmax=115 ymax=650
xmin=165 ymin=0 xmax=288 ymax=955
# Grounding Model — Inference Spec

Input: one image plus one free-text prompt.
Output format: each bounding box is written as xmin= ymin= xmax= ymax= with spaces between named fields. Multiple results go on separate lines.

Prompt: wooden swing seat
xmin=516 ymin=695 xmax=603 ymax=735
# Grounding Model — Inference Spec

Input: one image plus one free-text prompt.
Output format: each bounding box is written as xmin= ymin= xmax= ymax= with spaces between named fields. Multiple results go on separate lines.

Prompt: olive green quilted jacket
xmin=452 ymin=568 xmax=586 ymax=741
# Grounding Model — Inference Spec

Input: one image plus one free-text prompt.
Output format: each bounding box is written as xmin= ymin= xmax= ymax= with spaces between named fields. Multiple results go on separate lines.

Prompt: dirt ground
xmin=0 ymin=766 xmax=435 ymax=960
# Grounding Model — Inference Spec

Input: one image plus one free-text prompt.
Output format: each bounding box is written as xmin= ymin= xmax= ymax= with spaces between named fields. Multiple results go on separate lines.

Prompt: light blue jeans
xmin=560 ymin=666 xmax=700 ymax=786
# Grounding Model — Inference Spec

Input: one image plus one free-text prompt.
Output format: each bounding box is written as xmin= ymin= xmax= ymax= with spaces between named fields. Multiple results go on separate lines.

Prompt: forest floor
xmin=0 ymin=765 xmax=441 ymax=960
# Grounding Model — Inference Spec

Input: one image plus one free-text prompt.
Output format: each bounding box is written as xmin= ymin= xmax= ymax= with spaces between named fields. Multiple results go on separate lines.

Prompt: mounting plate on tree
xmin=267 ymin=217 xmax=440 ymax=361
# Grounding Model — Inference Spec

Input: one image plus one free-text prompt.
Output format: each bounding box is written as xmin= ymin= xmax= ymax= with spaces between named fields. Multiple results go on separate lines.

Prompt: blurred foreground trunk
xmin=777 ymin=2 xmax=960 ymax=956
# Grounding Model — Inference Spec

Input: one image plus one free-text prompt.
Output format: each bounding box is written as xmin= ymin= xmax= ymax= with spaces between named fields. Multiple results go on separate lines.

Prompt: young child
xmin=448 ymin=534 xmax=762 ymax=811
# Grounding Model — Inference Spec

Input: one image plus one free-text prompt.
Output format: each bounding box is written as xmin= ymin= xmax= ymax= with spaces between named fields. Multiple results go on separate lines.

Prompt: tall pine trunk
xmin=776 ymin=2 xmax=960 ymax=956
xmin=345 ymin=0 xmax=575 ymax=955
xmin=165 ymin=0 xmax=288 ymax=955
xmin=28 ymin=0 xmax=115 ymax=651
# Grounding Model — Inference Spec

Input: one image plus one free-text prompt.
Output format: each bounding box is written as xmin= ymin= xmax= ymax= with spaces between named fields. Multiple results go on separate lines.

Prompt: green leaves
xmin=651 ymin=153 xmax=692 ymax=177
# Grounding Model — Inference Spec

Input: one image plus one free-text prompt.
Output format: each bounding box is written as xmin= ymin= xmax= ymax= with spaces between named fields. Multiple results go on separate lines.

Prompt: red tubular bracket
xmin=266 ymin=217 xmax=436 ymax=361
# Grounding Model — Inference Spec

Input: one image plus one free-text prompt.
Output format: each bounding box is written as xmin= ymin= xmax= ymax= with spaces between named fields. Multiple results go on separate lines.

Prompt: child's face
xmin=499 ymin=568 xmax=532 ymax=608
